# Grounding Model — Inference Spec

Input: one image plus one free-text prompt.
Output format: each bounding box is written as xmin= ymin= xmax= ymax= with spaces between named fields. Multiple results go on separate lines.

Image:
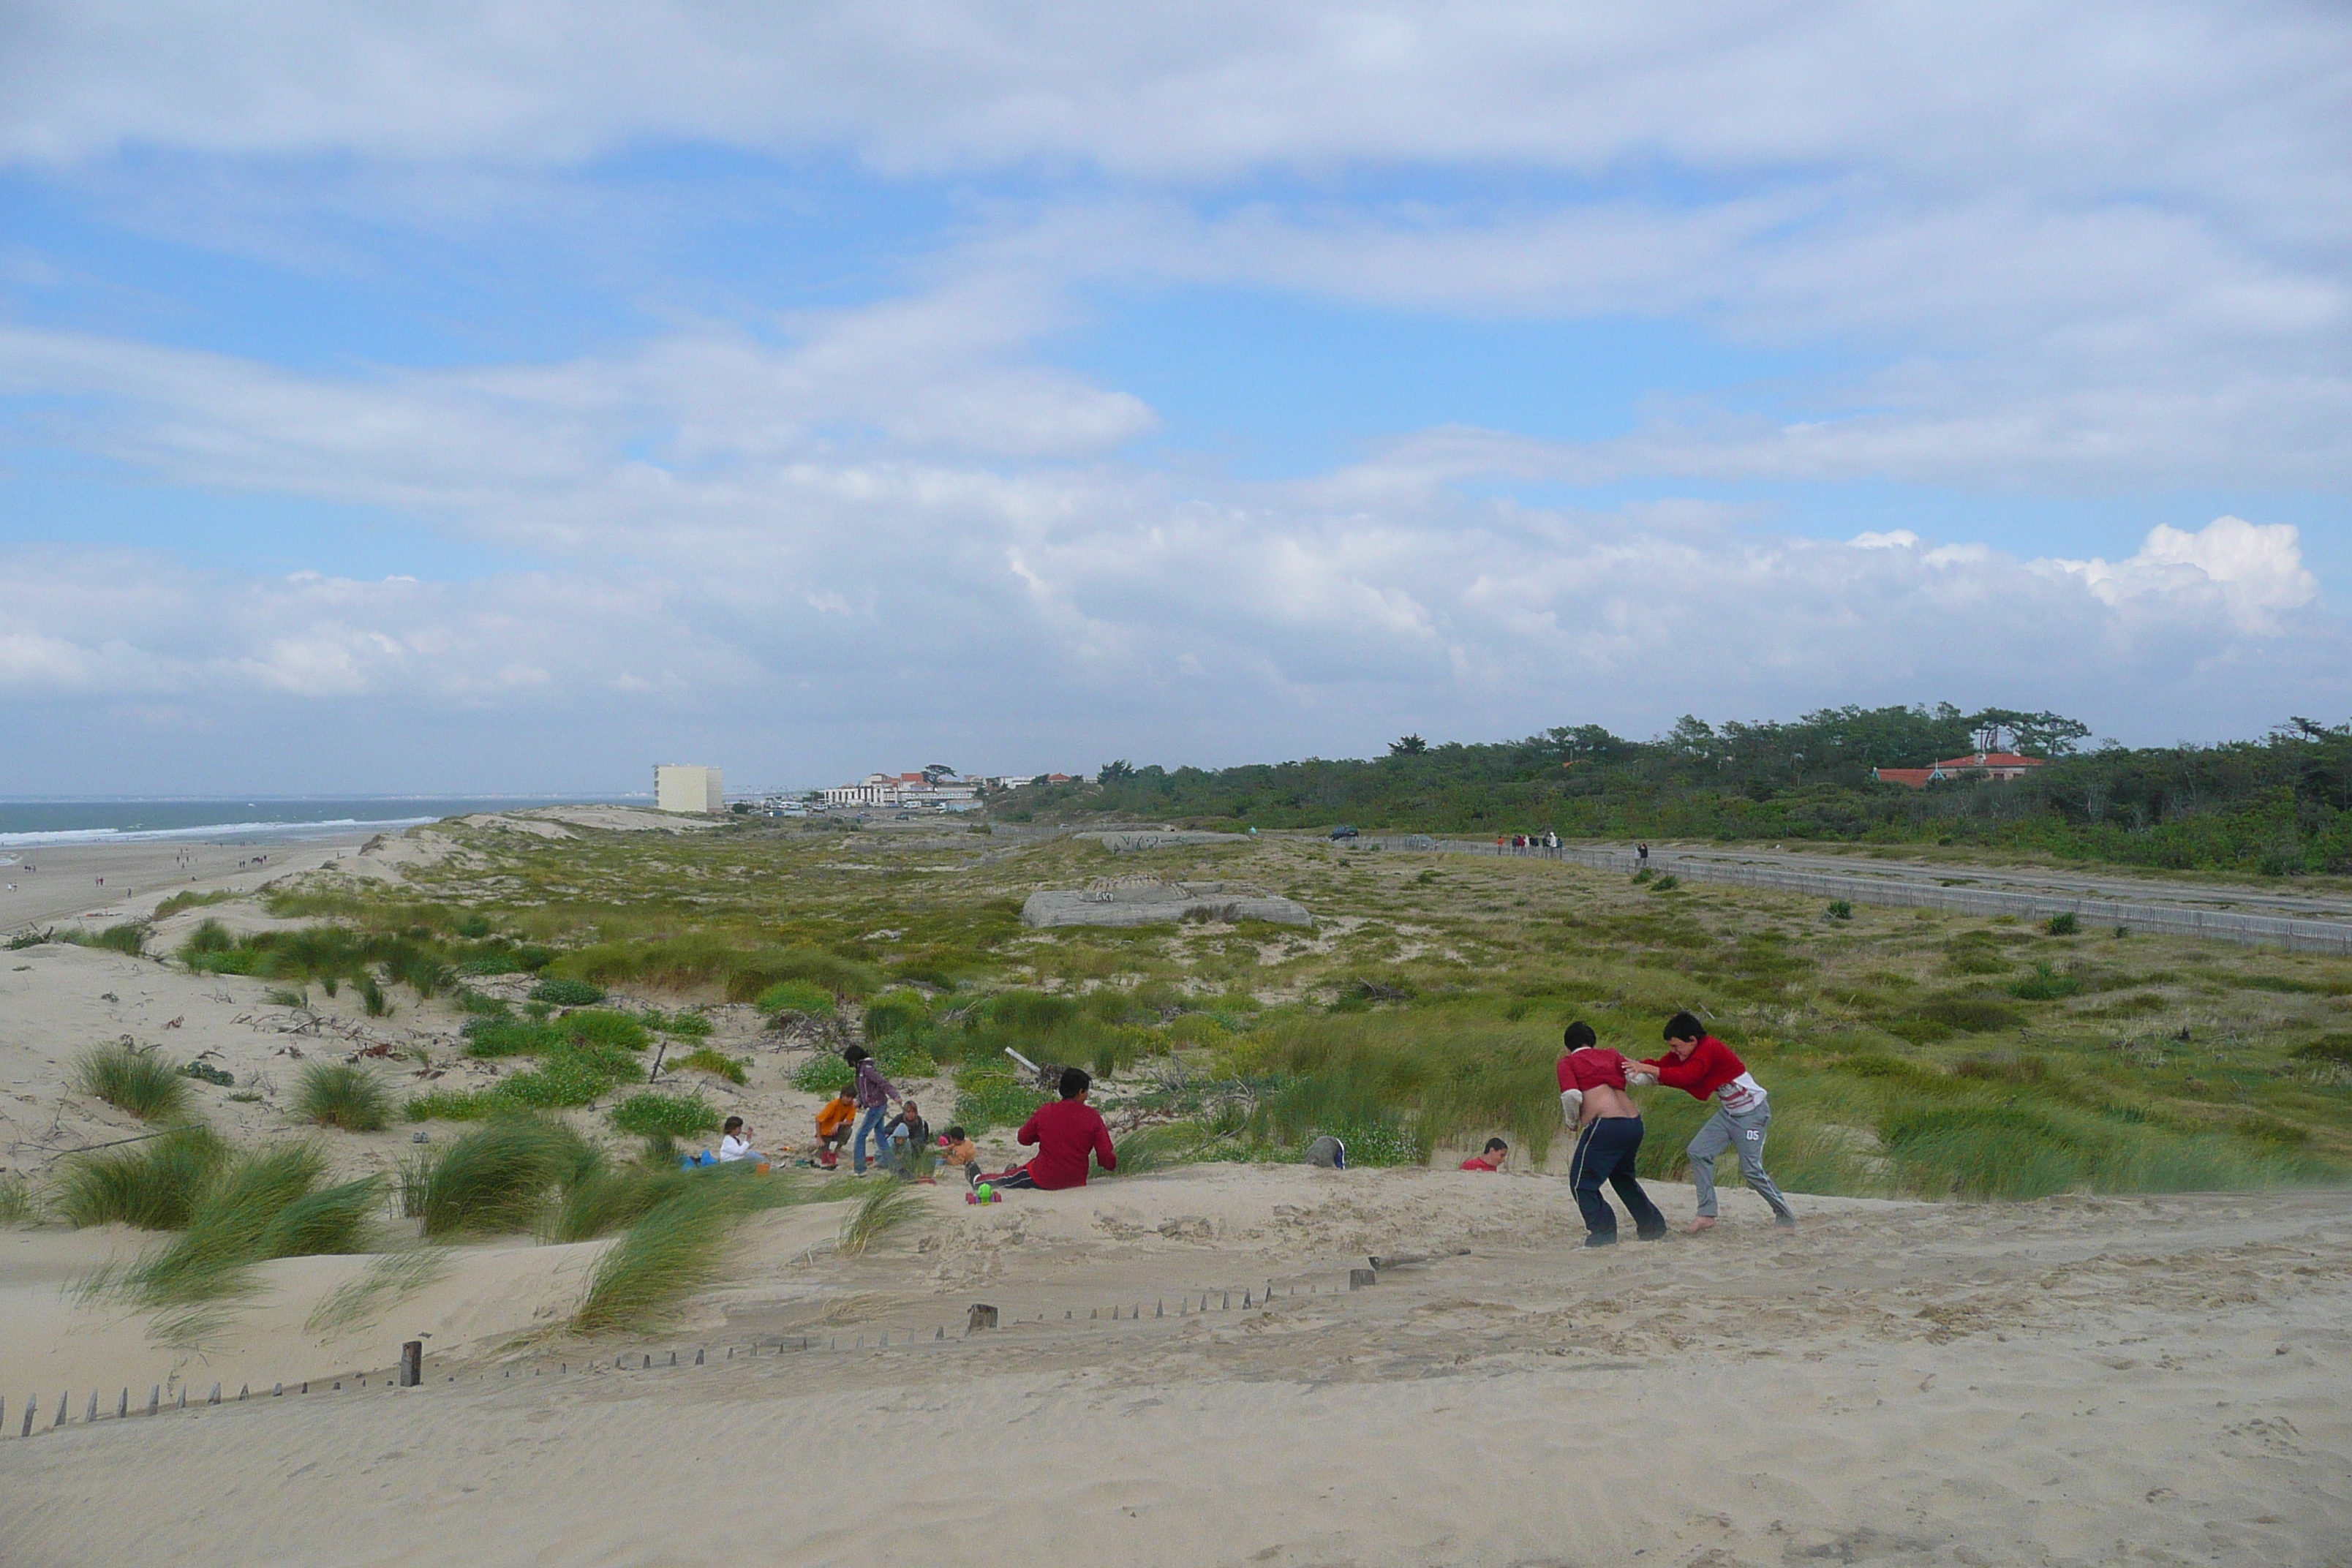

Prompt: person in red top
xmin=1639 ymin=1011 xmax=1794 ymax=1232
xmin=983 ymin=1066 xmax=1117 ymax=1191
xmin=1557 ymin=1021 xmax=1666 ymax=1246
xmin=1459 ymin=1138 xmax=1509 ymax=1172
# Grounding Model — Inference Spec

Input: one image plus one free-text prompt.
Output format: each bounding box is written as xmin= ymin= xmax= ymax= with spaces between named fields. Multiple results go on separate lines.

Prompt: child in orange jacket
xmin=813 ymin=1087 xmax=857 ymax=1169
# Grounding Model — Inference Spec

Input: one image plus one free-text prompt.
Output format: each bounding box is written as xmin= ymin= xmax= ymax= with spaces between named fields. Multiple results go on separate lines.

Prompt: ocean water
xmin=0 ymin=797 xmax=641 ymax=850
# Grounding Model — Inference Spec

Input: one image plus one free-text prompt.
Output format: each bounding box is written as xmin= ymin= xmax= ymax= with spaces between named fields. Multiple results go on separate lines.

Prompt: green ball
xmin=975 ymin=1183 xmax=992 ymax=1199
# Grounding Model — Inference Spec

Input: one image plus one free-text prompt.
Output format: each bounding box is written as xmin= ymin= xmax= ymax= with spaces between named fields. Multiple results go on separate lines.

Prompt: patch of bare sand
xmin=1 ymin=1173 xmax=2345 ymax=1567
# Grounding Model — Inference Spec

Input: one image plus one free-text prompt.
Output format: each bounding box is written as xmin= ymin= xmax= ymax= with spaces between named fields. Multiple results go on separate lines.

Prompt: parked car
xmin=1329 ymin=824 xmax=1359 ymax=840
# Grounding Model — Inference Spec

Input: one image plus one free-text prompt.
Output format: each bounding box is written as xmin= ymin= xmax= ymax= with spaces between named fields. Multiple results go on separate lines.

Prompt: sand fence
xmin=4 ymin=1264 xmax=1391 ymax=1441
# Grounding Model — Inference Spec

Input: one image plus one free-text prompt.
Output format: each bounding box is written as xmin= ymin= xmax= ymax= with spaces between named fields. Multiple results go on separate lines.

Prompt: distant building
xmin=1874 ymin=749 xmax=2048 ymax=789
xmin=655 ymin=764 xmax=725 ymax=814
xmin=822 ymin=771 xmax=981 ymax=811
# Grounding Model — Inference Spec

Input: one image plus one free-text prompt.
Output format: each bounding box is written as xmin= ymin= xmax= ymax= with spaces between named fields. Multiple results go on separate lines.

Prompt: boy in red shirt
xmin=1640 ymin=1011 xmax=1795 ymax=1232
xmin=1460 ymin=1138 xmax=1509 ymax=1172
xmin=1557 ymin=1021 xmax=1667 ymax=1246
xmin=981 ymin=1066 xmax=1117 ymax=1191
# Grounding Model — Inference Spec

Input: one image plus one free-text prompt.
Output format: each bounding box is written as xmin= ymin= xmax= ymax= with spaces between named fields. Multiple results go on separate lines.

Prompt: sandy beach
xmin=1 ymin=1169 xmax=2345 ymax=1568
xmin=0 ymin=836 xmax=370 ymax=934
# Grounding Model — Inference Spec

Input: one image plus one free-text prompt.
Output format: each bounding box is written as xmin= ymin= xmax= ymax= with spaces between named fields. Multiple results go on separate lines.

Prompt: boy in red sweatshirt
xmin=1640 ymin=1012 xmax=1795 ymax=1232
xmin=982 ymin=1066 xmax=1117 ymax=1191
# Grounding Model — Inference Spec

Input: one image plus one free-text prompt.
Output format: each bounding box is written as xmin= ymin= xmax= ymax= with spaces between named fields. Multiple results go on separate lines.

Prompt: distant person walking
xmin=1640 ymin=1013 xmax=1794 ymax=1232
xmin=1557 ymin=1022 xmax=1667 ymax=1247
xmin=843 ymin=1045 xmax=901 ymax=1175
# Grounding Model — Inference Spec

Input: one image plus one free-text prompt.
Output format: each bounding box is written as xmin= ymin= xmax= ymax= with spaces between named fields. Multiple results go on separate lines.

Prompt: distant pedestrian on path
xmin=1640 ymin=1013 xmax=1794 ymax=1232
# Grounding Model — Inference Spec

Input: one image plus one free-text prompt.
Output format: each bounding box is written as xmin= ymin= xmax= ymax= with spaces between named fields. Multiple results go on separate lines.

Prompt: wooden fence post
xmin=399 ymin=1342 xmax=422 ymax=1387
xmin=967 ymin=1303 xmax=998 ymax=1333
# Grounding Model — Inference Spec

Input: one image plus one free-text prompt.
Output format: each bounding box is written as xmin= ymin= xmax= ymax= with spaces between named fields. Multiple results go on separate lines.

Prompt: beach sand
xmin=0 ymin=1168 xmax=2345 ymax=1567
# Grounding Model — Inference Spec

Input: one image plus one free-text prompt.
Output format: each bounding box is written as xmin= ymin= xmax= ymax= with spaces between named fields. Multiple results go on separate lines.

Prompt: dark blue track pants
xmin=1569 ymin=1116 xmax=1667 ymax=1244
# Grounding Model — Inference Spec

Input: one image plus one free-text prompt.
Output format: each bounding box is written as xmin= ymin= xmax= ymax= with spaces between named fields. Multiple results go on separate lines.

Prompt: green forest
xmin=998 ymin=705 xmax=2352 ymax=877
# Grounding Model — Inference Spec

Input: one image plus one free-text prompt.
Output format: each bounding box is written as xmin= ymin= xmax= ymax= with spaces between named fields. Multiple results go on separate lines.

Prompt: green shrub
xmin=953 ymin=1068 xmax=1047 ymax=1134
xmin=651 ymin=1009 xmax=715 ymax=1039
xmin=181 ymin=1060 xmax=235 ymax=1087
xmin=1651 ymin=875 xmax=1680 ymax=892
xmin=154 ymin=890 xmax=236 ymax=919
xmin=674 ymin=1047 xmax=747 ymax=1085
xmin=292 ymin=1063 xmax=393 ymax=1131
xmin=491 ymin=1047 xmax=636 ymax=1109
xmin=862 ymin=990 xmax=930 ymax=1041
xmin=2046 ymin=913 xmax=2080 ymax=935
xmin=456 ymin=989 xmax=510 ymax=1017
xmin=532 ymin=978 xmax=607 ymax=1007
xmin=404 ymin=1090 xmax=497 ymax=1122
xmin=2009 ymin=961 xmax=2082 ymax=1001
xmin=2291 ymin=1033 xmax=2352 ymax=1066
xmin=455 ymin=915 xmax=494 ymax=939
xmin=755 ymin=980 xmax=837 ymax=1017
xmin=791 ymin=1054 xmax=857 ymax=1095
xmin=64 ymin=922 xmax=149 ymax=956
xmin=1311 ymin=1118 xmax=1422 ymax=1166
xmin=53 ymin=1125 xmax=229 ymax=1229
xmin=77 ymin=1041 xmax=190 ymax=1122
xmin=462 ymin=1018 xmax=556 ymax=1058
xmin=608 ymin=1093 xmax=723 ymax=1138
xmin=562 ymin=1009 xmax=652 ymax=1051
xmin=1826 ymin=900 xmax=1853 ymax=921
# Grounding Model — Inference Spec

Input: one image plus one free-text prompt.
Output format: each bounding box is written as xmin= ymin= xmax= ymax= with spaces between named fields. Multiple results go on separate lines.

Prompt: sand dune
xmin=3 ymin=1167 xmax=2347 ymax=1567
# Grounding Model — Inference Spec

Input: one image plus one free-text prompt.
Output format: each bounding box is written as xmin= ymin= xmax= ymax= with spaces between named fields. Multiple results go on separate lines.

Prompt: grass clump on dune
xmin=608 ymin=1093 xmax=723 ymax=1139
xmin=403 ymin=1118 xmax=595 ymax=1237
xmin=292 ymin=1062 xmax=393 ymax=1131
xmin=154 ymin=889 xmax=238 ymax=919
xmin=791 ymin=1053 xmax=858 ymax=1095
xmin=0 ymin=1172 xmax=37 ymax=1226
xmin=671 ymin=1047 xmax=747 ymax=1084
xmin=78 ymin=1041 xmax=192 ymax=1123
xmin=53 ymin=1126 xmax=230 ymax=1229
xmin=756 ymin=979 xmax=837 ymax=1019
xmin=837 ymin=1175 xmax=924 ymax=1256
xmin=129 ymin=1144 xmax=325 ymax=1305
xmin=529 ymin=977 xmax=606 ymax=1006
xmin=570 ymin=1186 xmax=737 ymax=1333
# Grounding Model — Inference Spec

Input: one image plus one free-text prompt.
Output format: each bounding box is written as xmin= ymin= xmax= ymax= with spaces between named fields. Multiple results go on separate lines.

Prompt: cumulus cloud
xmin=2043 ymin=516 xmax=2319 ymax=633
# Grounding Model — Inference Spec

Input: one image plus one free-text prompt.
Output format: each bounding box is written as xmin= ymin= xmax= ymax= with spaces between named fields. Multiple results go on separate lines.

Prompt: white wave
xmin=0 ymin=816 xmax=431 ymax=848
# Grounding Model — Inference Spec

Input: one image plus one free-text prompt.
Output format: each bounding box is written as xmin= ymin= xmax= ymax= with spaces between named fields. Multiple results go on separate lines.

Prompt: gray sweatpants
xmin=1686 ymin=1098 xmax=1793 ymax=1220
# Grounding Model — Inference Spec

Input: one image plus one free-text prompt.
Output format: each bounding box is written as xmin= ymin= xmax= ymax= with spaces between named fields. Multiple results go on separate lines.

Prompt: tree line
xmin=1002 ymin=704 xmax=2352 ymax=876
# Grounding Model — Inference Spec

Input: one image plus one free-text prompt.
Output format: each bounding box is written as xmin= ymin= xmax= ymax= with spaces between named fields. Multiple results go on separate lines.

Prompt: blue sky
xmin=2 ymin=2 xmax=2347 ymax=793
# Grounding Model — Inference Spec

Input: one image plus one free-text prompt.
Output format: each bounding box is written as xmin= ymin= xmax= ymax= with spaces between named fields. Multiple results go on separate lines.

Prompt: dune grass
xmin=76 ymin=1041 xmax=190 ymax=1122
xmin=61 ymin=922 xmax=149 ymax=956
xmin=52 ymin=1125 xmax=230 ymax=1229
xmin=154 ymin=889 xmax=238 ymax=919
xmin=755 ymin=979 xmax=837 ymax=1018
xmin=570 ymin=1186 xmax=739 ymax=1332
xmin=0 ymin=1171 xmax=34 ymax=1226
xmin=306 ymin=1245 xmax=451 ymax=1334
xmin=129 ymin=1143 xmax=332 ymax=1305
xmin=291 ymin=1062 xmax=393 ymax=1131
xmin=837 ymin=1175 xmax=924 ymax=1256
xmin=403 ymin=1118 xmax=595 ymax=1237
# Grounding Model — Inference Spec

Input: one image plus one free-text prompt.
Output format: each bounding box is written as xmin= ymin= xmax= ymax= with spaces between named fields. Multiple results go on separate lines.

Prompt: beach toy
xmin=976 ymin=1183 xmax=993 ymax=1200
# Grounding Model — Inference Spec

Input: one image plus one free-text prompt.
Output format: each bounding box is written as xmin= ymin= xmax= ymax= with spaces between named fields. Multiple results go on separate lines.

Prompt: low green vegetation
xmin=529 ymin=977 xmax=606 ymax=1006
xmin=608 ymin=1093 xmax=723 ymax=1138
xmin=154 ymin=890 xmax=238 ymax=919
xmin=671 ymin=1047 xmax=747 ymax=1084
xmin=127 ymin=1144 xmax=379 ymax=1307
xmin=756 ymin=979 xmax=836 ymax=1018
xmin=77 ymin=1041 xmax=190 ymax=1122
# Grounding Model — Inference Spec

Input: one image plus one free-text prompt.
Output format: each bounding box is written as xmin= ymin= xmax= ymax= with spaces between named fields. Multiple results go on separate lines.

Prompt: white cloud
xmin=2044 ymin=515 xmax=2319 ymax=633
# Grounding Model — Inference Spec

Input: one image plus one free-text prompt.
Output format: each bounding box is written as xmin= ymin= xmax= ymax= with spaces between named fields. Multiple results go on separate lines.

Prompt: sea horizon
xmin=0 ymin=794 xmax=647 ymax=849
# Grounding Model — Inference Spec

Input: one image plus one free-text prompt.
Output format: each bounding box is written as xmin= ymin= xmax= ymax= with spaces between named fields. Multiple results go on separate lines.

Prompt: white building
xmin=655 ymin=764 xmax=725 ymax=814
xmin=823 ymin=771 xmax=983 ymax=810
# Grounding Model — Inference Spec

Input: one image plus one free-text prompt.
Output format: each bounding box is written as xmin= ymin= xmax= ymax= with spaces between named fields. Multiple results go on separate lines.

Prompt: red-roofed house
xmin=1874 ymin=750 xmax=2048 ymax=788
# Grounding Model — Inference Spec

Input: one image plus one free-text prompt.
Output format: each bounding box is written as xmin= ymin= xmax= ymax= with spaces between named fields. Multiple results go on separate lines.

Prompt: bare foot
xmin=1684 ymin=1216 xmax=1717 ymax=1235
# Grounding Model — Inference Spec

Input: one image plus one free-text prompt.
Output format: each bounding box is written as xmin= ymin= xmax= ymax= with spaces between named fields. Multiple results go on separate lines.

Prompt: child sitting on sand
xmin=937 ymin=1125 xmax=980 ymax=1186
xmin=717 ymin=1116 xmax=768 ymax=1167
xmin=814 ymin=1088 xmax=856 ymax=1169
